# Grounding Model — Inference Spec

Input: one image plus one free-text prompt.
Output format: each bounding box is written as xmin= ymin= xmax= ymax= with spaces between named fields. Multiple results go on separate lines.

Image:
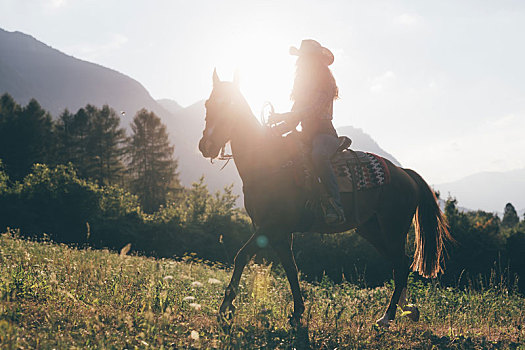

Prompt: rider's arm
xmin=289 ymin=89 xmax=333 ymax=123
xmin=270 ymin=89 xmax=333 ymax=135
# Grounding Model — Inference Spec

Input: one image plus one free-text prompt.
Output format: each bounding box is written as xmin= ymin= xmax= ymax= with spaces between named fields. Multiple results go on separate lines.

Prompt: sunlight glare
xmin=212 ymin=28 xmax=296 ymax=117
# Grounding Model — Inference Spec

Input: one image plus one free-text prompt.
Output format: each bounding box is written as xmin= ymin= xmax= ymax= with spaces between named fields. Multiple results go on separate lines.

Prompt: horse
xmin=198 ymin=69 xmax=452 ymax=327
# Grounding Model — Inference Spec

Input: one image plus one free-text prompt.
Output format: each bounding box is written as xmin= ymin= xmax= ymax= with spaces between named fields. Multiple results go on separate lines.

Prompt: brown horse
xmin=199 ymin=70 xmax=451 ymax=327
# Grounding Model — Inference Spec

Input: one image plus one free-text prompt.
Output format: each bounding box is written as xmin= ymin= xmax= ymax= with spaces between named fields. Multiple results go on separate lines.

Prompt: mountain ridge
xmin=0 ymin=28 xmax=169 ymax=124
xmin=336 ymin=126 xmax=401 ymax=167
xmin=434 ymin=167 xmax=525 ymax=213
xmin=4 ymin=28 xmax=522 ymax=212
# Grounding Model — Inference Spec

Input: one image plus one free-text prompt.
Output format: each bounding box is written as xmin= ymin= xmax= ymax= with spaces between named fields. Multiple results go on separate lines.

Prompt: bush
xmin=0 ymin=164 xmax=100 ymax=243
xmin=0 ymin=164 xmax=252 ymax=264
xmin=2 ymin=163 xmax=524 ymax=292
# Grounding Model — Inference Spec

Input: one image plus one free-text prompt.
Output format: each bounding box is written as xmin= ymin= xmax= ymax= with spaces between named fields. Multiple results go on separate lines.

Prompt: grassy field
xmin=0 ymin=231 xmax=524 ymax=349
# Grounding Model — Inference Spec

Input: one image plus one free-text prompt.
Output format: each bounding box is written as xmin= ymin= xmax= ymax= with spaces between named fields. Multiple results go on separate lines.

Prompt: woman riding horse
xmin=269 ymin=39 xmax=345 ymax=225
xmin=198 ymin=40 xmax=451 ymax=327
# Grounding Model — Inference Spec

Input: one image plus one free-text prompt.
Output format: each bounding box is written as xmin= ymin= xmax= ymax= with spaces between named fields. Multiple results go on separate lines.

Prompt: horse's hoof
xmin=218 ymin=303 xmax=236 ymax=327
xmin=218 ymin=310 xmax=233 ymax=322
xmin=218 ymin=311 xmax=234 ymax=332
xmin=288 ymin=313 xmax=302 ymax=328
xmin=375 ymin=316 xmax=391 ymax=328
xmin=218 ymin=315 xmax=231 ymax=331
xmin=405 ymin=305 xmax=420 ymax=322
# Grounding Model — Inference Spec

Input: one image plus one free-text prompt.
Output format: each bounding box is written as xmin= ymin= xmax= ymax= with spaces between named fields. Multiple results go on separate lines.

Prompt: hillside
xmin=0 ymin=28 xmax=412 ymax=201
xmin=3 ymin=28 xmax=525 ymax=212
xmin=0 ymin=28 xmax=171 ymax=126
xmin=0 ymin=232 xmax=523 ymax=348
xmin=157 ymin=98 xmax=183 ymax=114
xmin=0 ymin=28 xmax=235 ymax=193
xmin=435 ymin=168 xmax=525 ymax=213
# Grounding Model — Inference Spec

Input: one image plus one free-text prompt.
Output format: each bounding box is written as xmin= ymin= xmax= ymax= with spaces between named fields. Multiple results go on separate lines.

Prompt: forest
xmin=1 ymin=92 xmax=524 ymax=292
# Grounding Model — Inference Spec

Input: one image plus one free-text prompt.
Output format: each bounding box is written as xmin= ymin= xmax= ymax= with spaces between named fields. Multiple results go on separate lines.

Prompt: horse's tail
xmin=405 ymin=169 xmax=452 ymax=278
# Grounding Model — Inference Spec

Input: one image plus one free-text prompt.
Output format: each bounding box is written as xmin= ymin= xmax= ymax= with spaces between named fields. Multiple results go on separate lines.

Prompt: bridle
xmin=204 ymin=97 xmax=275 ymax=169
xmin=217 ymin=144 xmax=233 ymax=170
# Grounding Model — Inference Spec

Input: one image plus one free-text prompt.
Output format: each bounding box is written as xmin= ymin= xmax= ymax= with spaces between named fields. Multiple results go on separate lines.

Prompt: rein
xmin=214 ymin=102 xmax=275 ymax=170
xmin=218 ymin=145 xmax=233 ymax=170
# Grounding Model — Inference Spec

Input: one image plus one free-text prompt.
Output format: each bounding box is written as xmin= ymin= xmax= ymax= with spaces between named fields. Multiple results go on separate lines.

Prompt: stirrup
xmin=323 ymin=197 xmax=346 ymax=225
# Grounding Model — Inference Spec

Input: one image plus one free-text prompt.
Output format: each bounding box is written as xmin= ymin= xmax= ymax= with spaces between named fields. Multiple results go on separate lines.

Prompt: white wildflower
xmin=190 ymin=330 xmax=200 ymax=340
xmin=183 ymin=296 xmax=195 ymax=302
xmin=189 ymin=303 xmax=202 ymax=310
xmin=191 ymin=281 xmax=203 ymax=288
xmin=207 ymin=278 xmax=221 ymax=285
xmin=163 ymin=275 xmax=173 ymax=280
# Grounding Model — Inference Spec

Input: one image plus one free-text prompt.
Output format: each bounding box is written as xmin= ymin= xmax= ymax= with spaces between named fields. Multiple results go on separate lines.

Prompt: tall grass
xmin=0 ymin=231 xmax=523 ymax=349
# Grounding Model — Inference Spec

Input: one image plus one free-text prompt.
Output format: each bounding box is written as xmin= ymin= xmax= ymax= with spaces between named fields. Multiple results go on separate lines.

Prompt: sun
xmin=212 ymin=29 xmax=297 ymax=117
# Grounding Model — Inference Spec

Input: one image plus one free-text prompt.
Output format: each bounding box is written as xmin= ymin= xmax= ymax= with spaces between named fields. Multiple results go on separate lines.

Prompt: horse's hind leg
xmin=358 ymin=214 xmax=411 ymax=327
xmin=219 ymin=234 xmax=258 ymax=319
xmin=376 ymin=253 xmax=410 ymax=326
xmin=380 ymin=259 xmax=420 ymax=323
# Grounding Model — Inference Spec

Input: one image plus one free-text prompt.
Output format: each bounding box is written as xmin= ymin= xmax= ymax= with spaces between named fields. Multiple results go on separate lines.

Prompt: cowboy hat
xmin=289 ymin=39 xmax=334 ymax=66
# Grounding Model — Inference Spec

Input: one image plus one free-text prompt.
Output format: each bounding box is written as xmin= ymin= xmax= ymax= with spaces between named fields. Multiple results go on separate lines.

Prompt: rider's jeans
xmin=312 ymin=133 xmax=341 ymax=206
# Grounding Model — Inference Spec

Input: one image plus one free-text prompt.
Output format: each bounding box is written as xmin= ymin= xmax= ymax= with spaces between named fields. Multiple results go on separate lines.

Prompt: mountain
xmin=157 ymin=99 xmax=183 ymax=115
xmin=0 ymin=28 xmax=246 ymax=197
xmin=435 ymin=168 xmax=525 ymax=213
xmin=0 ymin=28 xmax=404 ymax=204
xmin=336 ymin=126 xmax=401 ymax=166
xmin=0 ymin=28 xmax=169 ymax=125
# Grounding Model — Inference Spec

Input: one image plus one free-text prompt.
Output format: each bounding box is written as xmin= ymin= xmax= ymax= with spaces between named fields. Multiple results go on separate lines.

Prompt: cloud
xmin=49 ymin=0 xmax=67 ymax=7
xmin=368 ymin=71 xmax=396 ymax=93
xmin=489 ymin=113 xmax=517 ymax=128
xmin=394 ymin=13 xmax=424 ymax=27
xmin=332 ymin=48 xmax=348 ymax=61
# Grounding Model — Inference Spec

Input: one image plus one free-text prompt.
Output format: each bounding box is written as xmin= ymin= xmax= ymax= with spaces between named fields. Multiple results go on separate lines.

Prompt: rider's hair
xmin=291 ymin=55 xmax=339 ymax=102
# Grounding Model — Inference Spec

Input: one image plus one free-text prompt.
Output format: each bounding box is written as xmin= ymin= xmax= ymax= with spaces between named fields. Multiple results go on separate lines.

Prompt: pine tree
xmin=127 ymin=109 xmax=179 ymax=213
xmin=502 ymin=202 xmax=519 ymax=228
xmin=0 ymin=94 xmax=20 ymax=174
xmin=55 ymin=109 xmax=76 ymax=164
xmin=85 ymin=105 xmax=127 ymax=185
xmin=0 ymin=95 xmax=54 ymax=180
xmin=56 ymin=104 xmax=127 ymax=185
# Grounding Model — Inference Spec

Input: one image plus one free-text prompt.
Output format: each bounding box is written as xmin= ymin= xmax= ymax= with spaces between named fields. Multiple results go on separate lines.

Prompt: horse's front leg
xmin=271 ymin=233 xmax=305 ymax=327
xmin=219 ymin=234 xmax=258 ymax=320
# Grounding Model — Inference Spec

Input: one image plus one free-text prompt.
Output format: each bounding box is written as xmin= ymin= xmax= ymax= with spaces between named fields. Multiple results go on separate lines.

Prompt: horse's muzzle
xmin=199 ymin=137 xmax=220 ymax=159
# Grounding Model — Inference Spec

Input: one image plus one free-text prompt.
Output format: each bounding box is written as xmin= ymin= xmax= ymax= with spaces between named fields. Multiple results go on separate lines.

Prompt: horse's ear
xmin=233 ymin=69 xmax=240 ymax=88
xmin=213 ymin=68 xmax=220 ymax=87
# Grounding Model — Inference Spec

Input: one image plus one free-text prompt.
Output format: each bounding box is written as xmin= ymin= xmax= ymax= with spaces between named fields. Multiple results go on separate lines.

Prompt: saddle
xmin=282 ymin=133 xmax=391 ymax=194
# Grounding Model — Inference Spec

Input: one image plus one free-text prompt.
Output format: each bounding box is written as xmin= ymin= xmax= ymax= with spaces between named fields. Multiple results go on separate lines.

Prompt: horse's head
xmin=199 ymin=69 xmax=241 ymax=160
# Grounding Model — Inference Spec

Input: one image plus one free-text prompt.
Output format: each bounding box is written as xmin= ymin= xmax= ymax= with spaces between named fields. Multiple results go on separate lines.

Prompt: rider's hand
xmin=268 ymin=112 xmax=288 ymax=125
xmin=270 ymin=122 xmax=290 ymax=136
xmin=267 ymin=112 xmax=280 ymax=125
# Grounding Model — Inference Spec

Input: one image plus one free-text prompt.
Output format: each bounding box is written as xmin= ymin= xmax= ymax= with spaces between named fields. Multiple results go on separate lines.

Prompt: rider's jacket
xmin=286 ymin=88 xmax=337 ymax=142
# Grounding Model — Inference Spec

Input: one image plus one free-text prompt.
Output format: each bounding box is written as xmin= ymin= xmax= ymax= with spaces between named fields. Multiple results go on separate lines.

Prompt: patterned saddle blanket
xmin=331 ymin=151 xmax=390 ymax=192
xmin=281 ymin=133 xmax=391 ymax=193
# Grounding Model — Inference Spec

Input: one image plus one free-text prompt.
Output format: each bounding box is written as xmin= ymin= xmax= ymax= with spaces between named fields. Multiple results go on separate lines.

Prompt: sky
xmin=1 ymin=0 xmax=524 ymax=186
